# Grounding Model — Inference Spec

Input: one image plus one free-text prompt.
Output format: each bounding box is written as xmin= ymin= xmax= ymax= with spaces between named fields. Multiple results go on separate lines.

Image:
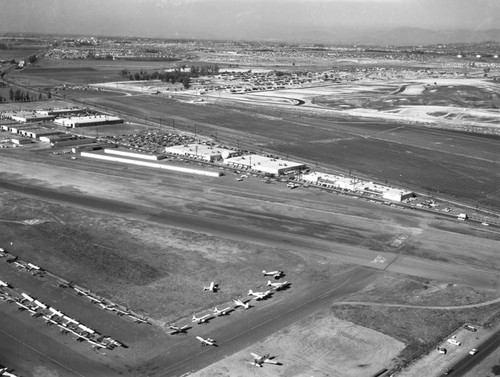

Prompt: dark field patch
xmin=313 ymin=84 xmax=500 ymax=111
xmin=332 ymin=305 xmax=499 ymax=368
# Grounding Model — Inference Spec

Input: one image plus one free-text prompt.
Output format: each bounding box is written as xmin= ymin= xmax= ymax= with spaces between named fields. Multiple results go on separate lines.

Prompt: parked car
xmin=447 ymin=338 xmax=461 ymax=346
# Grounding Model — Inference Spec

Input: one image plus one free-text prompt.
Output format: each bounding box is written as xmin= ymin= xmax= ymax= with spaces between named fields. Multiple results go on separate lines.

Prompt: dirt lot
xmin=190 ymin=311 xmax=405 ymax=377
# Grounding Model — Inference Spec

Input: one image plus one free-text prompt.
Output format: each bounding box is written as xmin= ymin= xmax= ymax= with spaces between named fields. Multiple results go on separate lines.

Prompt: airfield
xmin=1 ymin=42 xmax=500 ymax=377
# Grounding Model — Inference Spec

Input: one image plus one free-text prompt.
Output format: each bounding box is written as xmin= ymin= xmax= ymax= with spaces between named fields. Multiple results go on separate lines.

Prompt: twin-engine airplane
xmin=267 ymin=280 xmax=290 ymax=290
xmin=168 ymin=324 xmax=190 ymax=334
xmin=196 ymin=336 xmax=217 ymax=346
xmin=192 ymin=314 xmax=211 ymax=324
xmin=233 ymin=298 xmax=251 ymax=309
xmin=214 ymin=306 xmax=232 ymax=316
xmin=248 ymin=289 xmax=273 ymax=300
xmin=262 ymin=270 xmax=284 ymax=279
xmin=203 ymin=282 xmax=218 ymax=292
xmin=250 ymin=353 xmax=280 ymax=367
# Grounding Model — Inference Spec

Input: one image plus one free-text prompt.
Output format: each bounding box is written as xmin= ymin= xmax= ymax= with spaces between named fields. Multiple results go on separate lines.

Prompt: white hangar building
xmin=223 ymin=154 xmax=306 ymax=175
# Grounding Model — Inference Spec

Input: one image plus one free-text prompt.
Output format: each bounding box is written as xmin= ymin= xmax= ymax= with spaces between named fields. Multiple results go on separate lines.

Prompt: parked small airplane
xmin=0 ymin=280 xmax=9 ymax=288
xmin=250 ymin=353 xmax=280 ymax=367
xmin=267 ymin=280 xmax=290 ymax=290
xmin=203 ymin=282 xmax=218 ymax=292
xmin=168 ymin=324 xmax=190 ymax=334
xmin=248 ymin=289 xmax=273 ymax=300
xmin=192 ymin=314 xmax=211 ymax=324
xmin=233 ymin=298 xmax=251 ymax=309
xmin=196 ymin=336 xmax=218 ymax=346
xmin=214 ymin=306 xmax=232 ymax=316
xmin=262 ymin=270 xmax=284 ymax=279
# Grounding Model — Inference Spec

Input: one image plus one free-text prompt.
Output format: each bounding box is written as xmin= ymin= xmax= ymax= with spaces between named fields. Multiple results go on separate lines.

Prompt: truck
xmin=457 ymin=213 xmax=468 ymax=221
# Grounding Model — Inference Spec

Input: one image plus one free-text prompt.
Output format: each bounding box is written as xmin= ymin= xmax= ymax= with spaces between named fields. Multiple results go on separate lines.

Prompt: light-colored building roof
xmin=165 ymin=143 xmax=239 ymax=162
xmin=223 ymin=154 xmax=306 ymax=175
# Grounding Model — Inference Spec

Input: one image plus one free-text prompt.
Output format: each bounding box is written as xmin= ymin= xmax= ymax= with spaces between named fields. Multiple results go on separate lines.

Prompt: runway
xmin=0 ymin=178 xmax=498 ymax=291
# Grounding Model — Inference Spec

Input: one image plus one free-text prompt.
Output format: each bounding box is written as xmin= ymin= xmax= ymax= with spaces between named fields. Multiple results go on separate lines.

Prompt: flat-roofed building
xmin=105 ymin=148 xmax=165 ymax=160
xmin=11 ymin=138 xmax=31 ymax=145
xmin=382 ymin=189 xmax=415 ymax=202
xmin=54 ymin=115 xmax=123 ymax=128
xmin=165 ymin=143 xmax=239 ymax=162
xmin=300 ymin=172 xmax=366 ymax=191
xmin=224 ymin=154 xmax=306 ymax=175
xmin=10 ymin=113 xmax=55 ymax=123
xmin=39 ymin=133 xmax=75 ymax=143
xmin=19 ymin=128 xmax=62 ymax=139
xmin=37 ymin=108 xmax=83 ymax=116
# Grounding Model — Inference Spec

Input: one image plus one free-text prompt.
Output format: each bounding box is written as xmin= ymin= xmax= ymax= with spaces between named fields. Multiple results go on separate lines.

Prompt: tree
xmin=182 ymin=76 xmax=191 ymax=89
xmin=134 ymin=72 xmax=141 ymax=80
xmin=14 ymin=89 xmax=22 ymax=101
xmin=9 ymin=88 xmax=14 ymax=101
xmin=28 ymin=55 xmax=37 ymax=64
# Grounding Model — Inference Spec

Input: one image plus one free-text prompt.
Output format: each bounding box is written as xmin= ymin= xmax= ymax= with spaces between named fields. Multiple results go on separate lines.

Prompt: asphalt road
xmin=451 ymin=328 xmax=500 ymax=376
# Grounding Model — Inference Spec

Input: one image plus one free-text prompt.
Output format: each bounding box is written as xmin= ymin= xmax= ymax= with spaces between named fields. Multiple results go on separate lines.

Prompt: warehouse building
xmin=19 ymin=128 xmax=62 ymax=139
xmin=104 ymin=148 xmax=165 ymax=160
xmin=300 ymin=172 xmax=367 ymax=191
xmin=81 ymin=151 xmax=222 ymax=177
xmin=164 ymin=143 xmax=239 ymax=162
xmin=382 ymin=189 xmax=415 ymax=202
xmin=9 ymin=113 xmax=55 ymax=123
xmin=37 ymin=108 xmax=84 ymax=116
xmin=39 ymin=133 xmax=76 ymax=143
xmin=54 ymin=115 xmax=123 ymax=128
xmin=223 ymin=154 xmax=306 ymax=175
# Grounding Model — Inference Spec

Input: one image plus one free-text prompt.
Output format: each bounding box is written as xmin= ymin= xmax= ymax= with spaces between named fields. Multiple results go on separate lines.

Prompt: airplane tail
xmin=267 ymin=280 xmax=272 ymax=286
xmin=248 ymin=289 xmax=253 ymax=295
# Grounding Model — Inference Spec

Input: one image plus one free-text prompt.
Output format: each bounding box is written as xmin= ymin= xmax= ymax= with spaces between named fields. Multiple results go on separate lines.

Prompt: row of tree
xmin=6 ymin=88 xmax=49 ymax=102
xmin=120 ymin=64 xmax=221 ymax=89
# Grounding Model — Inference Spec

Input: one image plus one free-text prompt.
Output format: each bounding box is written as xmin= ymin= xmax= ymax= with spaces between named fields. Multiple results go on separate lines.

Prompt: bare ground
xmin=190 ymin=311 xmax=404 ymax=377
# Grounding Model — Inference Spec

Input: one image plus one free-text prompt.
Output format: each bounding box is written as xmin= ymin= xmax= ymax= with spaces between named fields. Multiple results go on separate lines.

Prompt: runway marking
xmin=0 ymin=327 xmax=86 ymax=377
xmin=371 ymin=255 xmax=387 ymax=264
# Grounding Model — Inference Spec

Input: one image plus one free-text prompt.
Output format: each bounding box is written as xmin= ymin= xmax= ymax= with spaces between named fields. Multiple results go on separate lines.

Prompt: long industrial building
xmin=164 ymin=143 xmax=239 ymax=162
xmin=223 ymin=154 xmax=306 ymax=175
xmin=54 ymin=115 xmax=123 ymax=128
xmin=81 ymin=150 xmax=222 ymax=177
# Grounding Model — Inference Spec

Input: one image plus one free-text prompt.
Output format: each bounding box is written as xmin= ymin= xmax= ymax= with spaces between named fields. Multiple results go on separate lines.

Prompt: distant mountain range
xmin=1 ymin=0 xmax=499 ymax=46
xmin=224 ymin=27 xmax=500 ymax=46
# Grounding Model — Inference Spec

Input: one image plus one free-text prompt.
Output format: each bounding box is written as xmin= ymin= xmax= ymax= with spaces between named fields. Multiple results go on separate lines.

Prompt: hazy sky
xmin=0 ymin=0 xmax=498 ymax=43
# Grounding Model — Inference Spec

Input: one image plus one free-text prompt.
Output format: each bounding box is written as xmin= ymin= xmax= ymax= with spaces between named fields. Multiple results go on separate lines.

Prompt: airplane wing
xmin=264 ymin=358 xmax=279 ymax=364
xmin=250 ymin=352 xmax=261 ymax=359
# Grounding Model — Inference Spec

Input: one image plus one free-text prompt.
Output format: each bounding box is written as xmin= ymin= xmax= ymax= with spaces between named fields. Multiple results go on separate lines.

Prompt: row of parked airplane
xmin=0 ymin=279 xmax=124 ymax=351
xmin=62 ymin=282 xmax=150 ymax=324
xmin=1 ymin=246 xmax=150 ymax=328
xmin=202 ymin=271 xmax=285 ymax=294
xmin=168 ymin=270 xmax=287 ymax=367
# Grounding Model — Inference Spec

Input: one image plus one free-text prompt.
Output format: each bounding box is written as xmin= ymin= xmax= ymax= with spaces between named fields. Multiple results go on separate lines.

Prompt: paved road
xmin=451 ymin=328 xmax=500 ymax=376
